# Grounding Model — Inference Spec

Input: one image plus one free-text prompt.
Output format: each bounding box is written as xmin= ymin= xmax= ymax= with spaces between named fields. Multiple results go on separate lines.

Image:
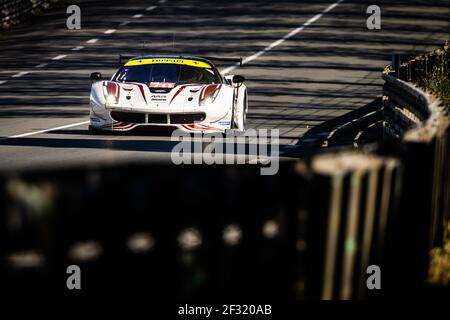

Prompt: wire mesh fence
xmin=398 ymin=42 xmax=449 ymax=110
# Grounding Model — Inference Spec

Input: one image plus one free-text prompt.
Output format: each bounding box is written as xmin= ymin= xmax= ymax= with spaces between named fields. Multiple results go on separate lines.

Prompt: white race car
xmin=89 ymin=55 xmax=248 ymax=134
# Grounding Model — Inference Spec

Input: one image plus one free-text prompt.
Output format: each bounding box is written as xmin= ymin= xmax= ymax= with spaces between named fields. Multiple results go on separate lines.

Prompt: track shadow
xmin=279 ymin=98 xmax=383 ymax=156
xmin=0 ymin=136 xmax=179 ymax=153
xmin=52 ymin=126 xmax=177 ymax=136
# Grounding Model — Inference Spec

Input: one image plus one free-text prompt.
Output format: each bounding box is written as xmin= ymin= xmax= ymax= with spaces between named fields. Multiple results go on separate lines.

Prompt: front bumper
xmin=95 ymin=122 xmax=225 ymax=133
xmin=90 ymin=103 xmax=231 ymax=133
xmin=110 ymin=110 xmax=207 ymax=125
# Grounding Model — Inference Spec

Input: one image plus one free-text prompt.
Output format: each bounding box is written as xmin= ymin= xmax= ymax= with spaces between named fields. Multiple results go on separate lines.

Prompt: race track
xmin=0 ymin=0 xmax=448 ymax=169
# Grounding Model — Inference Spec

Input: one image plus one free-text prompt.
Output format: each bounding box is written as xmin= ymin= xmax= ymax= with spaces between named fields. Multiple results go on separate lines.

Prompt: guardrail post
xmin=391 ymin=54 xmax=400 ymax=78
xmin=443 ymin=130 xmax=450 ymax=242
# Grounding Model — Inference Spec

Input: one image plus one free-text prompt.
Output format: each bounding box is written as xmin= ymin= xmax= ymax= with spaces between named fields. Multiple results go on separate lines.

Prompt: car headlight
xmin=103 ymin=81 xmax=120 ymax=106
xmin=106 ymin=95 xmax=117 ymax=105
xmin=199 ymin=84 xmax=221 ymax=106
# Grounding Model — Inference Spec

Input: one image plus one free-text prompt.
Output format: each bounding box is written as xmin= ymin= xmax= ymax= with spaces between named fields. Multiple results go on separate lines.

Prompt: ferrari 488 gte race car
xmin=89 ymin=55 xmax=248 ymax=134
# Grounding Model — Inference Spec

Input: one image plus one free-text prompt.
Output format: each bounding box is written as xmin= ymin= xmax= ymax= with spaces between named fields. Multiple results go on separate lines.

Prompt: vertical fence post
xmin=309 ymin=153 xmax=399 ymax=300
xmin=392 ymin=54 xmax=400 ymax=78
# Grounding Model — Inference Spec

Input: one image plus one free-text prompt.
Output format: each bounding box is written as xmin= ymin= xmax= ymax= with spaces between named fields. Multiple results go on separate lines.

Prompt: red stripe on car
xmin=169 ymin=85 xmax=186 ymax=104
xmin=137 ymin=84 xmax=147 ymax=104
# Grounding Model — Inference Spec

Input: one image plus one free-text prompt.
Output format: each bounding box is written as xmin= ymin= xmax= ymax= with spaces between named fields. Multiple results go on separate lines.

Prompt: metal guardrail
xmin=0 ymin=0 xmax=52 ymax=29
xmin=383 ymin=71 xmax=448 ymax=139
xmin=381 ymin=47 xmax=450 ymax=296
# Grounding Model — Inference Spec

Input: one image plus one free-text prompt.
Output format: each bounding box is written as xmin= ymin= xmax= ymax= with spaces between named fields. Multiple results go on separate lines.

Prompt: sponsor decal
xmin=125 ymin=58 xmax=212 ymax=69
xmin=121 ymin=84 xmax=134 ymax=100
xmin=218 ymin=121 xmax=231 ymax=126
xmin=151 ymin=94 xmax=167 ymax=102
xmin=150 ymin=82 xmax=176 ymax=89
xmin=121 ymin=84 xmax=134 ymax=91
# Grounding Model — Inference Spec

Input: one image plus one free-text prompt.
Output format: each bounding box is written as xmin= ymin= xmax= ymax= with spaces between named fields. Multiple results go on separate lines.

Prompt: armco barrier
xmin=0 ymin=0 xmax=52 ymax=29
xmin=382 ymin=58 xmax=450 ymax=296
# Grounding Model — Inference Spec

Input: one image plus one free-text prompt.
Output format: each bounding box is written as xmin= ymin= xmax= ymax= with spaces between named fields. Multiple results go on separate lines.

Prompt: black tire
xmin=88 ymin=125 xmax=103 ymax=135
xmin=242 ymin=91 xmax=248 ymax=131
xmin=231 ymin=96 xmax=236 ymax=130
xmin=232 ymin=90 xmax=247 ymax=131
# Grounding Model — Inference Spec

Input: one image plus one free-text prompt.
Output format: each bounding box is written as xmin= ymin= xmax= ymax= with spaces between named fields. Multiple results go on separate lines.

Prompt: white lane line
xmin=351 ymin=110 xmax=377 ymax=123
xmin=0 ymin=121 xmax=90 ymax=141
xmin=52 ymin=54 xmax=67 ymax=60
xmin=368 ymin=121 xmax=381 ymax=128
xmin=146 ymin=6 xmax=157 ymax=11
xmin=12 ymin=71 xmax=30 ymax=78
xmin=0 ymin=80 xmax=7 ymax=85
xmin=119 ymin=21 xmax=130 ymax=26
xmin=34 ymin=63 xmax=48 ymax=68
xmin=322 ymin=107 xmax=382 ymax=147
xmin=104 ymin=29 xmax=116 ymax=34
xmin=353 ymin=131 xmax=364 ymax=148
xmin=133 ymin=14 xmax=143 ymax=18
xmin=72 ymin=46 xmax=84 ymax=51
xmin=353 ymin=120 xmax=382 ymax=148
xmin=87 ymin=38 xmax=99 ymax=44
xmin=221 ymin=0 xmax=344 ymax=75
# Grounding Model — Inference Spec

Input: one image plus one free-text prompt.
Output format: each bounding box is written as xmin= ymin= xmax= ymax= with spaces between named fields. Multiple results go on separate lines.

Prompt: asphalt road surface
xmin=0 ymin=0 xmax=448 ymax=170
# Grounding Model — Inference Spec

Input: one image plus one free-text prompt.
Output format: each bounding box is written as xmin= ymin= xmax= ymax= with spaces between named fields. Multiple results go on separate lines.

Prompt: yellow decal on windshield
xmin=124 ymin=58 xmax=212 ymax=68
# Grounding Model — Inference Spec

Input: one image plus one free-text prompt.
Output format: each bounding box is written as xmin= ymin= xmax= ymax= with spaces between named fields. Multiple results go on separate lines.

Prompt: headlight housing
xmin=103 ymin=81 xmax=120 ymax=106
xmin=199 ymin=84 xmax=221 ymax=106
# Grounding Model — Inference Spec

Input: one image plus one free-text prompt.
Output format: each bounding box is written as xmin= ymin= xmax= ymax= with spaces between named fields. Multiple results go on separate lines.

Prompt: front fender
xmin=234 ymin=83 xmax=247 ymax=119
xmin=90 ymin=81 xmax=105 ymax=107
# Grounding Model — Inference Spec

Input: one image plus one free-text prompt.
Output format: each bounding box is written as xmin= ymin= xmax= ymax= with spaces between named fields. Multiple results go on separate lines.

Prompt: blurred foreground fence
xmin=0 ymin=147 xmax=446 ymax=299
xmin=0 ymin=155 xmax=403 ymax=299
xmin=0 ymin=0 xmax=53 ymax=29
xmin=0 ymin=46 xmax=449 ymax=299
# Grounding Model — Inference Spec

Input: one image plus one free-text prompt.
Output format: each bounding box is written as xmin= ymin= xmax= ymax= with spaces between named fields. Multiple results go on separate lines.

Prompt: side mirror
xmin=232 ymin=75 xmax=245 ymax=84
xmin=90 ymin=72 xmax=102 ymax=81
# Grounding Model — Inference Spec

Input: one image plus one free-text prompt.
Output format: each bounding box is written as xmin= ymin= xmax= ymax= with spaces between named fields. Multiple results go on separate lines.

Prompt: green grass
xmin=429 ymin=239 xmax=450 ymax=286
xmin=421 ymin=67 xmax=449 ymax=110
xmin=415 ymin=46 xmax=449 ymax=111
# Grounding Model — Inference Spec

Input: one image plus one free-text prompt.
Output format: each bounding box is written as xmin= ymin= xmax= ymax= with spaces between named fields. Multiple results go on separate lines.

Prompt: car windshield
xmin=113 ymin=63 xmax=222 ymax=85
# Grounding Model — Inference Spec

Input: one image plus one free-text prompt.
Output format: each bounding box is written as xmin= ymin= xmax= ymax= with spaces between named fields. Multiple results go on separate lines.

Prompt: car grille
xmin=110 ymin=111 xmax=206 ymax=125
xmin=111 ymin=111 xmax=146 ymax=123
xmin=170 ymin=113 xmax=205 ymax=124
xmin=147 ymin=114 xmax=168 ymax=124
